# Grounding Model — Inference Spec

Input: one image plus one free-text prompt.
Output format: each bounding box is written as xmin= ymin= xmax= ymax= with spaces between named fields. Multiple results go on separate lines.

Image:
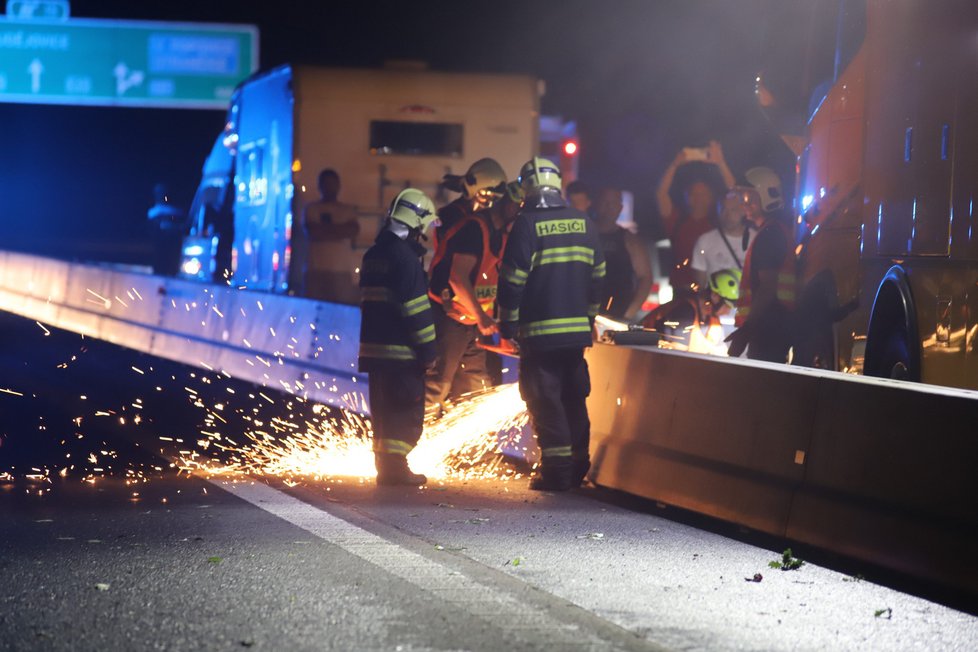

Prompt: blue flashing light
xmin=876 ymin=202 xmax=883 ymax=248
xmin=801 ymin=194 xmax=815 ymax=211
xmin=911 ymin=198 xmax=917 ymax=241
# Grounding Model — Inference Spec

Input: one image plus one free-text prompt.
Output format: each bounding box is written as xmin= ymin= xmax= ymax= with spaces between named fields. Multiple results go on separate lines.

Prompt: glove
xmin=724 ymin=326 xmax=751 ymax=358
xmin=497 ymin=338 xmax=520 ymax=357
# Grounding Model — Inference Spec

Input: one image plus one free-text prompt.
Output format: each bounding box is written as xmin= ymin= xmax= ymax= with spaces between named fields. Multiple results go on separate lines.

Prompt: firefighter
xmin=725 ymin=172 xmax=797 ymax=362
xmin=435 ymin=158 xmax=507 ymax=246
xmin=497 ymin=158 xmax=606 ymax=491
xmin=643 ymin=268 xmax=740 ymax=353
xmin=359 ymin=188 xmax=440 ymax=486
xmin=425 ymin=181 xmax=524 ymax=419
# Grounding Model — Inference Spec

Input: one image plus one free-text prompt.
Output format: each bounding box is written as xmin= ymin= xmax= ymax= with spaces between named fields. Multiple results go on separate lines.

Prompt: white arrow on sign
xmin=28 ymin=58 xmax=43 ymax=93
xmin=113 ymin=62 xmax=145 ymax=96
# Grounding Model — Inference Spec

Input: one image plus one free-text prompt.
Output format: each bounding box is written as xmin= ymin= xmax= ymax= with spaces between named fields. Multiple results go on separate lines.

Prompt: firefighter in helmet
xmin=642 ymin=268 xmax=740 ymax=353
xmin=725 ymin=169 xmax=797 ymax=362
xmin=359 ymin=188 xmax=440 ymax=486
xmin=435 ymin=158 xmax=507 ymax=246
xmin=496 ymin=158 xmax=606 ymax=491
xmin=425 ymin=180 xmax=524 ymax=419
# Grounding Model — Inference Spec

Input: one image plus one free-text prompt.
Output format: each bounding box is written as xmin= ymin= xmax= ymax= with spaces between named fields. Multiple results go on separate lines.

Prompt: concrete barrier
xmin=586 ymin=342 xmax=978 ymax=594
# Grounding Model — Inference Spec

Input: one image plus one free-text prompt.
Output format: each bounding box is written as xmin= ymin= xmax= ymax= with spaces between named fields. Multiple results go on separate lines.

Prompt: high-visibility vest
xmin=736 ymin=220 xmax=796 ymax=327
xmin=428 ymin=214 xmax=504 ymax=323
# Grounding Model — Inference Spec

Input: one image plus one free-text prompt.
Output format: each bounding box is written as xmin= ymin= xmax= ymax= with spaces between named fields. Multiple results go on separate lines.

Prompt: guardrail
xmin=586 ymin=343 xmax=978 ymax=594
xmin=0 ymin=250 xmax=365 ymax=411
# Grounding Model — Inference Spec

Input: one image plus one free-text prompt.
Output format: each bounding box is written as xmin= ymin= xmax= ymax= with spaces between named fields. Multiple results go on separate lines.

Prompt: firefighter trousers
xmin=746 ymin=303 xmax=793 ymax=364
xmin=369 ymin=365 xmax=426 ymax=455
xmin=424 ymin=309 xmax=489 ymax=415
xmin=518 ymin=348 xmax=591 ymax=470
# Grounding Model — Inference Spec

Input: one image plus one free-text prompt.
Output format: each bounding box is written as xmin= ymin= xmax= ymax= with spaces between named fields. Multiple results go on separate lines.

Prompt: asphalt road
xmin=1 ymin=311 xmax=976 ymax=651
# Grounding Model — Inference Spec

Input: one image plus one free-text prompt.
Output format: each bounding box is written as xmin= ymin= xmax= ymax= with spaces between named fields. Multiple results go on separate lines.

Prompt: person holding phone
xmin=656 ymin=140 xmax=736 ymax=296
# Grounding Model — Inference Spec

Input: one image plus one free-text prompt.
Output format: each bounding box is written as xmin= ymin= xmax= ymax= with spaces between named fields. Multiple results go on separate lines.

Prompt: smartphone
xmin=683 ymin=147 xmax=710 ymax=162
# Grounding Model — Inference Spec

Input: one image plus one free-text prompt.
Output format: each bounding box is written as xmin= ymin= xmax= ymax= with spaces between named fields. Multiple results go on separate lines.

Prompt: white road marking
xmin=213 ymin=479 xmax=625 ymax=650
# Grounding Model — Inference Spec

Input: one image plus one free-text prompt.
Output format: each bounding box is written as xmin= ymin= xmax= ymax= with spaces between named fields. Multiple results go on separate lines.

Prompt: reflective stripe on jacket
xmin=497 ymin=205 xmax=606 ymax=352
xmin=358 ymin=230 xmax=437 ymax=371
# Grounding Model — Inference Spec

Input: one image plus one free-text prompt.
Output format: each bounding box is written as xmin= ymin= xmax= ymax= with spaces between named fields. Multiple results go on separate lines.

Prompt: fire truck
xmin=783 ymin=0 xmax=978 ymax=390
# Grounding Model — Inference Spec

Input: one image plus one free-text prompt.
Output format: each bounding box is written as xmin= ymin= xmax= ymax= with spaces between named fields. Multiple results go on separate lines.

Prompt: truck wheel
xmin=864 ymin=266 xmax=920 ymax=382
xmin=876 ymin=327 xmax=912 ymax=380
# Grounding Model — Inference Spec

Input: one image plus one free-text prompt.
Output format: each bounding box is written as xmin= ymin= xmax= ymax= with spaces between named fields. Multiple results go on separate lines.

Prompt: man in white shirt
xmin=690 ymin=188 xmax=758 ymax=289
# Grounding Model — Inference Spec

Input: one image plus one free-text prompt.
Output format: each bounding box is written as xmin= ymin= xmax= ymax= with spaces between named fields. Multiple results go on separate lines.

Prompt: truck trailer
xmin=181 ymin=64 xmax=549 ymax=304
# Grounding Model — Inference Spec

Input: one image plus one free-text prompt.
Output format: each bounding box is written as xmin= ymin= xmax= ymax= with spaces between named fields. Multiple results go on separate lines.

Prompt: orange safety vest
xmin=736 ymin=220 xmax=796 ymax=327
xmin=428 ymin=214 xmax=504 ymax=324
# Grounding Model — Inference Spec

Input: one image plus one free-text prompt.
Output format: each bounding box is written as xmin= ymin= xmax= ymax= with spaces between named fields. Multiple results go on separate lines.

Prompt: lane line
xmin=213 ymin=479 xmax=662 ymax=651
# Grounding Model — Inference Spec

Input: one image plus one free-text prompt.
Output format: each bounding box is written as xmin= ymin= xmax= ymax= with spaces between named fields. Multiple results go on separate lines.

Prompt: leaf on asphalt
xmin=744 ymin=573 xmax=763 ymax=583
xmin=769 ymin=548 xmax=804 ymax=571
xmin=94 ymin=583 xmax=110 ymax=591
xmin=207 ymin=556 xmax=223 ymax=564
xmin=505 ymin=556 xmax=525 ymax=567
xmin=434 ymin=545 xmax=445 ymax=551
xmin=874 ymin=607 xmax=892 ymax=619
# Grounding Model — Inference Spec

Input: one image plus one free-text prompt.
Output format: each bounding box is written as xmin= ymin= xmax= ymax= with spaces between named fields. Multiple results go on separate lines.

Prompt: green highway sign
xmin=0 ymin=16 xmax=258 ymax=109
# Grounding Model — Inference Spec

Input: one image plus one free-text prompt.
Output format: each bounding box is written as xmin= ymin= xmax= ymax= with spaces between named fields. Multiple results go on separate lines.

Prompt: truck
xmin=180 ymin=63 xmax=567 ymax=305
xmin=771 ymin=0 xmax=978 ymax=390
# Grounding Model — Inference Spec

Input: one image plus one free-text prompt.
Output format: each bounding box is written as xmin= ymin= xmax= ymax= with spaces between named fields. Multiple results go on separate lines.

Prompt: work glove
xmin=724 ymin=325 xmax=751 ymax=358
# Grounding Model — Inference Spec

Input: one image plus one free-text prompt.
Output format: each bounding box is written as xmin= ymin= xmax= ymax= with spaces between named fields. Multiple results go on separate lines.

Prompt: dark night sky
xmin=1 ymin=0 xmax=829 ymax=260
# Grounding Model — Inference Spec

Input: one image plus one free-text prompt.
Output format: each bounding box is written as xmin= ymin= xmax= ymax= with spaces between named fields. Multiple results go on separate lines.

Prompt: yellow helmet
xmin=519 ymin=157 xmax=562 ymax=192
xmin=389 ymin=188 xmax=438 ymax=232
xmin=709 ymin=268 xmax=742 ymax=303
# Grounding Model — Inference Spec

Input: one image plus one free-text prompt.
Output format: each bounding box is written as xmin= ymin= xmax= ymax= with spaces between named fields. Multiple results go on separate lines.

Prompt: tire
xmin=876 ymin=327 xmax=912 ymax=381
xmin=863 ymin=266 xmax=920 ymax=382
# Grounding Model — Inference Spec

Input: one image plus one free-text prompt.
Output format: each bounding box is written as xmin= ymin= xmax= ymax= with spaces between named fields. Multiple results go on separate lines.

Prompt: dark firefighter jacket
xmin=358 ymin=230 xmax=438 ymax=372
xmin=497 ymin=202 xmax=606 ymax=353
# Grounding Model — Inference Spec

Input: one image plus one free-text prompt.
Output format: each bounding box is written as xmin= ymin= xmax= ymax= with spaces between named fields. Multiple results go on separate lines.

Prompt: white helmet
xmin=462 ymin=158 xmax=507 ymax=206
xmin=745 ymin=166 xmax=784 ymax=212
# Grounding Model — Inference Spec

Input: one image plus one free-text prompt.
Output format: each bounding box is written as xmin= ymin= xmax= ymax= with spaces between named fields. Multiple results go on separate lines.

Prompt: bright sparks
xmin=179 ymin=384 xmax=531 ymax=482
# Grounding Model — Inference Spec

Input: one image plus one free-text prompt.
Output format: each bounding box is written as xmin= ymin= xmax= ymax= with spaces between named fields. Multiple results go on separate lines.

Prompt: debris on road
xmin=769 ymin=548 xmax=805 ymax=571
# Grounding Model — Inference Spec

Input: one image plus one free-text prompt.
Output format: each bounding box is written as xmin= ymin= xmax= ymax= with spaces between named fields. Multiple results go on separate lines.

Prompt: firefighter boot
xmin=529 ymin=462 xmax=573 ymax=492
xmin=572 ymin=456 xmax=591 ymax=487
xmin=375 ymin=453 xmax=427 ymax=487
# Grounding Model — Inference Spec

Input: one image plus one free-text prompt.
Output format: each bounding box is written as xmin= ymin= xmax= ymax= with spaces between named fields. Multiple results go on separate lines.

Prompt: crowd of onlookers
xmin=566 ymin=140 xmax=798 ymax=361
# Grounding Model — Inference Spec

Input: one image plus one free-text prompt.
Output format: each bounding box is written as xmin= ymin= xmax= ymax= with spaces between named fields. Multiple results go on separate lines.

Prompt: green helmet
xmin=709 ymin=268 xmax=742 ymax=303
xmin=389 ymin=188 xmax=438 ymax=232
xmin=463 ymin=158 xmax=507 ymax=207
xmin=518 ymin=157 xmax=562 ymax=193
